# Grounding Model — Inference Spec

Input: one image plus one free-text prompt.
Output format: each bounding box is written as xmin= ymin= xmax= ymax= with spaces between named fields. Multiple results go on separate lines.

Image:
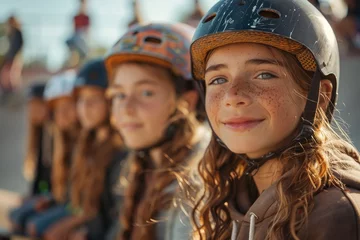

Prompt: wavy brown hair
xmin=70 ymin=126 xmax=122 ymax=216
xmin=191 ymin=48 xmax=356 ymax=239
xmin=23 ymin=99 xmax=48 ymax=181
xmin=117 ymin=66 xmax=202 ymax=240
xmin=51 ymin=124 xmax=79 ymax=203
xmin=23 ymin=122 xmax=42 ymax=181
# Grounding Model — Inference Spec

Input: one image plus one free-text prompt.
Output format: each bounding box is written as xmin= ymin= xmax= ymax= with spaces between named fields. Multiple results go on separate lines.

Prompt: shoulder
xmin=299 ymin=187 xmax=360 ymax=239
xmin=163 ymin=206 xmax=192 ymax=240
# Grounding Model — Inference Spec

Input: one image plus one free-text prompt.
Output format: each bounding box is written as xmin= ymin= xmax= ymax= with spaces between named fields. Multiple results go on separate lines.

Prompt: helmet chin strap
xmin=199 ymin=68 xmax=322 ymax=175
xmin=133 ymin=107 xmax=179 ymax=158
xmin=134 ymin=123 xmax=177 ymax=158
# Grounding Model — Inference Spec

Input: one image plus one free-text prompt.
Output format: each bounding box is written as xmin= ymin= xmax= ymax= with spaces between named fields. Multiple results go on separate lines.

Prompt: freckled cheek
xmin=205 ymin=90 xmax=224 ymax=127
xmin=265 ymin=92 xmax=284 ymax=116
xmin=261 ymin=90 xmax=298 ymax=124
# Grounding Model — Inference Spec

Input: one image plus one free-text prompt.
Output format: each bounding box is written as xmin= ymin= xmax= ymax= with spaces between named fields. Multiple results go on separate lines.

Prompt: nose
xmin=113 ymin=95 xmax=136 ymax=117
xmin=224 ymin=81 xmax=252 ymax=108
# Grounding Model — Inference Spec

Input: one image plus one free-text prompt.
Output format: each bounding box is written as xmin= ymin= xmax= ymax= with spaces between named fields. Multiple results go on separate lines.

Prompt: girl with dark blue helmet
xmin=190 ymin=0 xmax=360 ymax=239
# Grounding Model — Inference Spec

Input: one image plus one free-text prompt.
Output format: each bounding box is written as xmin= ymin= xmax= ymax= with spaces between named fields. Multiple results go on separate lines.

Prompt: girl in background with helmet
xmin=105 ymin=23 xmax=210 ymax=240
xmin=9 ymin=71 xmax=79 ymax=236
xmin=8 ymin=82 xmax=50 ymax=234
xmin=24 ymin=70 xmax=79 ymax=237
xmin=23 ymin=82 xmax=50 ymax=193
xmin=190 ymin=0 xmax=360 ymax=239
xmin=43 ymin=59 xmax=126 ymax=240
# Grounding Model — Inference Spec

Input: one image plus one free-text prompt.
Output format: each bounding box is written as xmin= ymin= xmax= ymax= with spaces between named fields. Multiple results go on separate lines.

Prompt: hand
xmin=68 ymin=228 xmax=88 ymax=240
xmin=43 ymin=216 xmax=74 ymax=240
xmin=34 ymin=197 xmax=52 ymax=211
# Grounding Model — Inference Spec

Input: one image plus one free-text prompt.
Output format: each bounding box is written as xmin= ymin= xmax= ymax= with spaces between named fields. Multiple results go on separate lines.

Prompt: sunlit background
xmin=0 ymin=0 xmax=218 ymax=71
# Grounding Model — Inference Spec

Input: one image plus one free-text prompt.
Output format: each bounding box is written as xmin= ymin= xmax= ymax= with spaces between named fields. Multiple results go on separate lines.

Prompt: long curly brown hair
xmin=51 ymin=124 xmax=79 ymax=203
xmin=24 ymin=99 xmax=49 ymax=181
xmin=23 ymin=122 xmax=42 ymax=181
xmin=70 ymin=125 xmax=123 ymax=217
xmin=191 ymin=48 xmax=355 ymax=239
xmin=118 ymin=81 xmax=202 ymax=239
xmin=69 ymin=87 xmax=123 ymax=217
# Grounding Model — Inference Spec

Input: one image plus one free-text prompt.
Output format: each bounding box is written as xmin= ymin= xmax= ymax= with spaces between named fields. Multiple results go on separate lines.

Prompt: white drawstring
xmin=231 ymin=221 xmax=239 ymax=240
xmin=249 ymin=212 xmax=258 ymax=240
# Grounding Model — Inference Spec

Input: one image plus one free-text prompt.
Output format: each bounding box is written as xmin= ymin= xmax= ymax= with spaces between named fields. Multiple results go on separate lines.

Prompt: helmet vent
xmin=258 ymin=8 xmax=281 ymax=19
xmin=203 ymin=13 xmax=216 ymax=23
xmin=144 ymin=36 xmax=162 ymax=44
xmin=133 ymin=31 xmax=139 ymax=35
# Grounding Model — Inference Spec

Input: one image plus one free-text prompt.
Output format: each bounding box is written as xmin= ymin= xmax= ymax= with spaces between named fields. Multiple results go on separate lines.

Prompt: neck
xmin=149 ymin=147 xmax=163 ymax=168
xmin=95 ymin=126 xmax=109 ymax=143
xmin=252 ymin=158 xmax=283 ymax=194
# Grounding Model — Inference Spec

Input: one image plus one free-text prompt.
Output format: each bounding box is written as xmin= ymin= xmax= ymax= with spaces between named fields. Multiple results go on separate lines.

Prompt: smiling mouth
xmin=119 ymin=123 xmax=143 ymax=131
xmin=222 ymin=118 xmax=265 ymax=131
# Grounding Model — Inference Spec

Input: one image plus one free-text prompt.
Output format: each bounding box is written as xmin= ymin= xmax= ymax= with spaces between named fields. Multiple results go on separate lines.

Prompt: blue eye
xmin=209 ymin=77 xmax=228 ymax=85
xmin=113 ymin=93 xmax=126 ymax=100
xmin=142 ymin=90 xmax=154 ymax=97
xmin=257 ymin=72 xmax=277 ymax=80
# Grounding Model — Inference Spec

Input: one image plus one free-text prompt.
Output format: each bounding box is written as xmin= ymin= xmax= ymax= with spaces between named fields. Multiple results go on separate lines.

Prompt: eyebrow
xmin=246 ymin=58 xmax=285 ymax=67
xmin=111 ymin=79 xmax=159 ymax=88
xmin=205 ymin=64 xmax=227 ymax=75
xmin=205 ymin=58 xmax=285 ymax=75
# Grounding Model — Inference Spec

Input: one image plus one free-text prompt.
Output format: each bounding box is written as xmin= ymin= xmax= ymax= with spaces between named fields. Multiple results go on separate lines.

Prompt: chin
xmin=82 ymin=123 xmax=96 ymax=130
xmin=123 ymin=138 xmax=148 ymax=150
xmin=223 ymin=139 xmax=260 ymax=156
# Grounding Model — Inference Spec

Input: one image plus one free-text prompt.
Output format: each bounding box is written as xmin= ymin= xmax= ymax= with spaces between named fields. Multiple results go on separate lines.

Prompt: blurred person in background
xmin=23 ymin=82 xmax=53 ymax=196
xmin=340 ymin=0 xmax=360 ymax=52
xmin=184 ymin=0 xmax=204 ymax=27
xmin=127 ymin=0 xmax=143 ymax=28
xmin=105 ymin=23 xmax=210 ymax=240
xmin=66 ymin=0 xmax=91 ymax=67
xmin=0 ymin=15 xmax=23 ymax=102
xmin=43 ymin=59 xmax=126 ymax=240
xmin=8 ymin=70 xmax=79 ymax=237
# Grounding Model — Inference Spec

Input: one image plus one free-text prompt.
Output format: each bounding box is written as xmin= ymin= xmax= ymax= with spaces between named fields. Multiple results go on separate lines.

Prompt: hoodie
xmin=230 ymin=142 xmax=360 ymax=240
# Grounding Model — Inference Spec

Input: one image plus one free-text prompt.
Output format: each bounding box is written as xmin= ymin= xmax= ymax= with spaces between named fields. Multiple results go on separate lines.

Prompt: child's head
xmin=106 ymin=23 xmax=199 ymax=150
xmin=74 ymin=59 xmax=109 ymax=130
xmin=191 ymin=0 xmax=339 ymax=161
xmin=44 ymin=71 xmax=78 ymax=131
xmin=105 ymin=23 xmax=205 ymax=239
xmin=203 ymin=43 xmax=333 ymax=158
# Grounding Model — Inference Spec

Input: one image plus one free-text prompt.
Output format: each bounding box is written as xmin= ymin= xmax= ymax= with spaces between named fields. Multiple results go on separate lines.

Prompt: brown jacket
xmin=230 ymin=143 xmax=360 ymax=240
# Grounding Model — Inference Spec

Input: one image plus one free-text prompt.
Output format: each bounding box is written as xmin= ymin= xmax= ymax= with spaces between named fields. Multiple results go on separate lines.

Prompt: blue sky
xmin=0 ymin=0 xmax=216 ymax=70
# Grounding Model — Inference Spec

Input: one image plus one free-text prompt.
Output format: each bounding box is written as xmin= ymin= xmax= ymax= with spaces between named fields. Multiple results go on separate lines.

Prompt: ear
xmin=319 ymin=79 xmax=333 ymax=111
xmin=178 ymin=90 xmax=199 ymax=113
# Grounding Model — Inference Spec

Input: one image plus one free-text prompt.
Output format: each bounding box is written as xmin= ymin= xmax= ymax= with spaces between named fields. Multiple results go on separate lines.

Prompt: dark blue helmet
xmin=75 ymin=58 xmax=108 ymax=90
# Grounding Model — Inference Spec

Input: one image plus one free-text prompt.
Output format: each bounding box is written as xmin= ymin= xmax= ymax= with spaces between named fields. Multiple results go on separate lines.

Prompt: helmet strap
xmin=134 ymin=109 xmax=178 ymax=156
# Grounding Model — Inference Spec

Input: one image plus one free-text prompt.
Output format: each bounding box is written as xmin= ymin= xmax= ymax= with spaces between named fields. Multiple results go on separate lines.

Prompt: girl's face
xmin=77 ymin=87 xmax=108 ymax=130
xmin=28 ymin=98 xmax=48 ymax=125
xmin=204 ymin=43 xmax=306 ymax=158
xmin=109 ymin=63 xmax=177 ymax=149
xmin=53 ymin=97 xmax=77 ymax=131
